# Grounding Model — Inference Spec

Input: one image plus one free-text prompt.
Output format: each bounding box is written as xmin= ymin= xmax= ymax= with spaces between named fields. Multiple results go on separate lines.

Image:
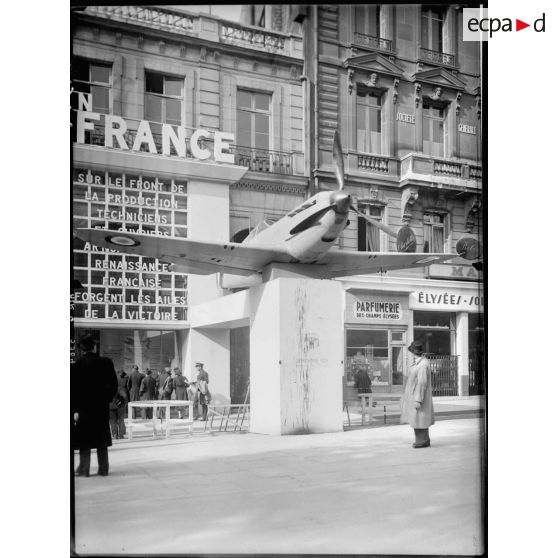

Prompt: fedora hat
xmin=407 ymin=340 xmax=424 ymax=356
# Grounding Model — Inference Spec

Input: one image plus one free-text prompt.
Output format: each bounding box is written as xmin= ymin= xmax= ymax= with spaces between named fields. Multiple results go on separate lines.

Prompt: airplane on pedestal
xmin=75 ymin=132 xmax=478 ymax=289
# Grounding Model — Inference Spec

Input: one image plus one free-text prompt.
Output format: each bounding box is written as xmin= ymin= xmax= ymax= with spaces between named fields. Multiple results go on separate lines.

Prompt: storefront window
xmin=346 ymin=329 xmax=389 ymax=385
xmin=413 ymin=311 xmax=454 ymax=355
xmin=75 ymin=328 xmax=181 ymax=374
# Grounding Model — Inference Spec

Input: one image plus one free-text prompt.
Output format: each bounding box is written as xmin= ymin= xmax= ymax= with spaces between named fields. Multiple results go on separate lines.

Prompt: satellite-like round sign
xmin=397 ymin=225 xmax=417 ymax=253
xmin=456 ymin=236 xmax=481 ymax=260
xmin=105 ymin=235 xmax=140 ymax=247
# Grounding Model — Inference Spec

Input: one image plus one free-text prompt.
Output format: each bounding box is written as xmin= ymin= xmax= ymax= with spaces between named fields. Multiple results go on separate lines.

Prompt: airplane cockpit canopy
xmin=243 ymin=218 xmax=277 ymax=242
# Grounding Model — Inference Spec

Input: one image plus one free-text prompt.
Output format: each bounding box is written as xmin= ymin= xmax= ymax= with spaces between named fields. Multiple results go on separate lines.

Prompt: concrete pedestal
xmin=249 ymin=278 xmax=344 ymax=435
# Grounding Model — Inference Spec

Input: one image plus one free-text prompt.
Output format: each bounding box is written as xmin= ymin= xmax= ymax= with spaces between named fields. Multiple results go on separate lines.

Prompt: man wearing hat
xmin=126 ymin=364 xmax=144 ymax=419
xmin=194 ymin=362 xmax=211 ymax=421
xmin=156 ymin=367 xmax=174 ymax=419
xmin=72 ymin=335 xmax=118 ymax=476
xmin=400 ymin=340 xmax=434 ymax=448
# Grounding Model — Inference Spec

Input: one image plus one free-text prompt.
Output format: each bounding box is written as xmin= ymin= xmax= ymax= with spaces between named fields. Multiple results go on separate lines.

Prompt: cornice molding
xmin=411 ymin=67 xmax=466 ymax=91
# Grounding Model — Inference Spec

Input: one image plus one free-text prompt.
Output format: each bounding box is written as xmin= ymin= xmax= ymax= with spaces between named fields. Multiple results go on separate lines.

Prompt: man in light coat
xmin=400 ymin=340 xmax=434 ymax=448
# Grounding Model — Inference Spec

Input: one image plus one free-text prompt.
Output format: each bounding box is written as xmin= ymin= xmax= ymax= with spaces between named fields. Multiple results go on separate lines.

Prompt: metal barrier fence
xmin=427 ymin=354 xmax=458 ymax=396
xmin=205 ymin=404 xmax=250 ymax=433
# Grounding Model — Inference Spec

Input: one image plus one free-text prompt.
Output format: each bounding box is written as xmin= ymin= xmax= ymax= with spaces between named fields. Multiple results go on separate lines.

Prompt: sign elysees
xmin=75 ymin=93 xmax=235 ymax=163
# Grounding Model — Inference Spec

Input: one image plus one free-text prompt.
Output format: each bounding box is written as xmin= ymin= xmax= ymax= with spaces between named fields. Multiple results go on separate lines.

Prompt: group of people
xmin=72 ymin=334 xmax=212 ymax=477
xmin=73 ymin=333 xmax=434 ymax=480
xmin=110 ymin=362 xmax=212 ymax=438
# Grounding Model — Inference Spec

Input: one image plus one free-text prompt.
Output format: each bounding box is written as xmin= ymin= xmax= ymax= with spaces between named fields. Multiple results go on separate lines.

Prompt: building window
xmin=422 ymin=101 xmax=446 ymax=157
xmin=236 ymin=90 xmax=271 ymax=149
xmin=356 ymin=89 xmax=383 ymax=154
xmin=346 ymin=328 xmax=407 ymax=388
xmin=346 ymin=329 xmax=389 ymax=385
xmin=355 ymin=5 xmax=381 ymax=37
xmin=144 ymin=72 xmax=183 ymax=126
xmin=421 ymin=7 xmax=444 ymax=52
xmin=357 ymin=205 xmax=383 ymax=252
xmin=424 ymin=213 xmax=447 ymax=253
xmin=72 ymin=58 xmax=112 ymax=113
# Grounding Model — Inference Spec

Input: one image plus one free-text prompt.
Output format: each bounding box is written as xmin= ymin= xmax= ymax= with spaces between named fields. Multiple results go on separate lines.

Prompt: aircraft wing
xmin=307 ymin=249 xmax=457 ymax=279
xmin=75 ymin=228 xmax=292 ymax=276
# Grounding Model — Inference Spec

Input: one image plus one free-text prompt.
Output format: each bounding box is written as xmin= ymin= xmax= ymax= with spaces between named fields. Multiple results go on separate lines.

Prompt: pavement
xmin=73 ymin=411 xmax=486 ymax=556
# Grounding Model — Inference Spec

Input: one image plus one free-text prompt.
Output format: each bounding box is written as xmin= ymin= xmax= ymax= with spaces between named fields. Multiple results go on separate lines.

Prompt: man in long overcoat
xmin=156 ymin=367 xmax=173 ymax=419
xmin=109 ymin=370 xmax=129 ymax=439
xmin=72 ymin=335 xmax=118 ymax=476
xmin=195 ymin=362 xmax=211 ymax=421
xmin=139 ymin=369 xmax=157 ymax=419
xmin=127 ymin=365 xmax=144 ymax=418
xmin=400 ymin=340 xmax=435 ymax=448
xmin=172 ymin=368 xmax=189 ymax=419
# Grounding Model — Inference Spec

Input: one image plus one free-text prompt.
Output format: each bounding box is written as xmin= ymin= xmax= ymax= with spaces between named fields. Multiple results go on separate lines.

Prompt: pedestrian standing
xmin=139 ymin=369 xmax=157 ymax=419
xmin=195 ymin=362 xmax=211 ymax=421
xmin=72 ymin=335 xmax=118 ymax=476
xmin=127 ymin=365 xmax=144 ymax=418
xmin=109 ymin=370 xmax=129 ymax=439
xmin=400 ymin=341 xmax=434 ymax=448
xmin=172 ymin=367 xmax=189 ymax=419
xmin=354 ymin=367 xmax=372 ymax=394
xmin=157 ymin=367 xmax=174 ymax=419
xmin=187 ymin=379 xmax=199 ymax=420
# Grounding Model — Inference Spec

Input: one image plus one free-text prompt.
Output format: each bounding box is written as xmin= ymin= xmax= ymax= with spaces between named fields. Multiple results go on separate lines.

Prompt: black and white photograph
xmin=67 ymin=3 xmax=489 ymax=556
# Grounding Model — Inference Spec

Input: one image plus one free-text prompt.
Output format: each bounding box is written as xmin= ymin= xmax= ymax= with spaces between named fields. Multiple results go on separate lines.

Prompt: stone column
xmin=455 ymin=311 xmax=469 ymax=396
xmin=249 ymin=277 xmax=344 ymax=435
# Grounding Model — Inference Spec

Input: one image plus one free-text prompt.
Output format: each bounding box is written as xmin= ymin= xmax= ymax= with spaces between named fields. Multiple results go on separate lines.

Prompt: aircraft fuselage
xmin=246 ymin=190 xmax=351 ymax=263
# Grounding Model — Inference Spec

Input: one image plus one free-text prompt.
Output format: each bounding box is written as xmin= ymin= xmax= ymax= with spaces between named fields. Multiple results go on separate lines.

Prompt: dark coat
xmin=157 ymin=372 xmax=173 ymax=400
xmin=72 ymin=352 xmax=118 ymax=450
xmin=354 ymin=369 xmax=372 ymax=394
xmin=196 ymin=370 xmax=211 ymax=404
xmin=116 ymin=373 xmax=129 ymax=403
xmin=127 ymin=370 xmax=144 ymax=401
xmin=173 ymin=373 xmax=188 ymax=401
xmin=140 ymin=375 xmax=157 ymax=400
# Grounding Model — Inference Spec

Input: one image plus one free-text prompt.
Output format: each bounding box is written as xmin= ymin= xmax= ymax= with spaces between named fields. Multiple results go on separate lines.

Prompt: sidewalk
xmin=73 ymin=417 xmax=485 ymax=556
xmin=345 ymin=394 xmax=485 ymax=427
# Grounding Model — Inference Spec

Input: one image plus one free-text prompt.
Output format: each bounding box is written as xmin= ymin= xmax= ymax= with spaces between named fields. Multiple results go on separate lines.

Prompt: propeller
xmin=350 ymin=205 xmax=417 ymax=252
xmin=332 ymin=130 xmax=345 ymax=191
xmin=456 ymin=236 xmax=483 ymax=271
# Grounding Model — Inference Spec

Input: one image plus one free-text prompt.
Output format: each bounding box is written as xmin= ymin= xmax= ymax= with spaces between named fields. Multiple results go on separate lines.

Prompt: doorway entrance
xmin=230 ymin=326 xmax=250 ymax=404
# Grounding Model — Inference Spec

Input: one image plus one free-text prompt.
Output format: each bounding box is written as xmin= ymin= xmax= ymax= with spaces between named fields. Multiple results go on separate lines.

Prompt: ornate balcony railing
xmin=84 ymin=5 xmax=195 ymax=34
xmin=470 ymin=166 xmax=482 ymax=179
xmin=233 ymin=146 xmax=293 ymax=175
xmin=357 ymin=154 xmax=390 ymax=173
xmin=220 ymin=22 xmax=287 ymax=53
xmin=353 ymin=32 xmax=393 ymax=52
xmin=420 ymin=47 xmax=455 ymax=67
xmin=433 ymin=160 xmax=462 ymax=177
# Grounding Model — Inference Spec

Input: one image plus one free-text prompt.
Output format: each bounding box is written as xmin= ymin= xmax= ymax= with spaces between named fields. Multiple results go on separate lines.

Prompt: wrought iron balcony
xmin=354 ymin=32 xmax=393 ymax=52
xmin=233 ymin=146 xmax=293 ymax=175
xmin=420 ymin=48 xmax=455 ymax=67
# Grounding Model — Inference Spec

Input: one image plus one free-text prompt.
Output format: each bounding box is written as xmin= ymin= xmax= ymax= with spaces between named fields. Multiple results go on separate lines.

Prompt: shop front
xmin=72 ymin=131 xmax=248 ymax=400
xmin=410 ymin=286 xmax=484 ymax=396
xmin=344 ymin=291 xmax=410 ymax=398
